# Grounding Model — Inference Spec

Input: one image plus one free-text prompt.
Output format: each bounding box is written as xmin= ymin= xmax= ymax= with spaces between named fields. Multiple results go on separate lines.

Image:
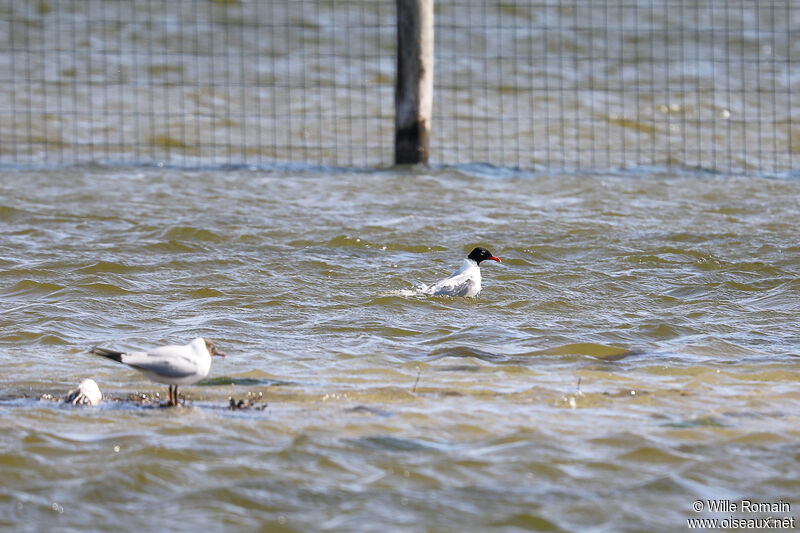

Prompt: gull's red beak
xmin=490 ymin=256 xmax=501 ymax=262
xmin=213 ymin=348 xmax=226 ymax=358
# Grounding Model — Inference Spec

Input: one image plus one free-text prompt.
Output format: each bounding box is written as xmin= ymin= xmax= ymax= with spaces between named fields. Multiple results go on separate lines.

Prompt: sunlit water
xmin=1 ymin=166 xmax=799 ymax=531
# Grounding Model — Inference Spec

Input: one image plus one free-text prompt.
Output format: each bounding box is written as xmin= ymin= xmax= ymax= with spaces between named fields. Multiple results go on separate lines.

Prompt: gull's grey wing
xmin=122 ymin=351 xmax=200 ymax=379
xmin=428 ymin=273 xmax=475 ymax=297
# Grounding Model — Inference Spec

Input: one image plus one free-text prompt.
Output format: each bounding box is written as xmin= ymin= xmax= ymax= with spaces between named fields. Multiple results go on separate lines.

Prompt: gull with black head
xmin=423 ymin=247 xmax=501 ymax=297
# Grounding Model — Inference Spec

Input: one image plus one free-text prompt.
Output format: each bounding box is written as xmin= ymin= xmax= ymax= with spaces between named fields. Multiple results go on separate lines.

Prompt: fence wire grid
xmin=1 ymin=0 xmax=798 ymax=174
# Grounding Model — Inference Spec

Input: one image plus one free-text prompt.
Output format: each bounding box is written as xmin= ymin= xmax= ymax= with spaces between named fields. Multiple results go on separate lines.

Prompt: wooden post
xmin=395 ymin=0 xmax=434 ymax=165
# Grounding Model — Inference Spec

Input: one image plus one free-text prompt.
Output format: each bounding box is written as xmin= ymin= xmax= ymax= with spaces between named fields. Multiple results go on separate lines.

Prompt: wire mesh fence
xmin=434 ymin=1 xmax=798 ymax=173
xmin=0 ymin=0 xmax=797 ymax=173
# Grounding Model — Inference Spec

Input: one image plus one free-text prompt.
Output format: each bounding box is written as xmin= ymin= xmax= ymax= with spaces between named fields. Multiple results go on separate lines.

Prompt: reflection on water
xmin=0 ymin=166 xmax=799 ymax=530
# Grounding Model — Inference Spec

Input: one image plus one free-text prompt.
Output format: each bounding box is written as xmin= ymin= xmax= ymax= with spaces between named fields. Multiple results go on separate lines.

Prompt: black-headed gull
xmin=91 ymin=337 xmax=225 ymax=407
xmin=424 ymin=247 xmax=501 ymax=297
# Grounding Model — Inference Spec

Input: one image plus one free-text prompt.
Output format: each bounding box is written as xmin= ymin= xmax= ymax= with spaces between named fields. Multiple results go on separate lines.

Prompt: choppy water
xmin=1 ymin=166 xmax=799 ymax=531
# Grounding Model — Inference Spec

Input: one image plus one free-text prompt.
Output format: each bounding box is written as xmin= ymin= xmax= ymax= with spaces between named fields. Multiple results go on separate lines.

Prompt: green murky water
xmin=1 ymin=166 xmax=799 ymax=531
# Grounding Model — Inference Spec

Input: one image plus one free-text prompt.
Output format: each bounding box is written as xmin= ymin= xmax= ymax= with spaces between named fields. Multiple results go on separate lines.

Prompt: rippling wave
xmin=0 ymin=166 xmax=799 ymax=531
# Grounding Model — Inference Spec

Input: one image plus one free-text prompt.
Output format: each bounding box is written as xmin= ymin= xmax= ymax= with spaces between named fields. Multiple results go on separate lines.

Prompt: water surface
xmin=1 ymin=166 xmax=799 ymax=531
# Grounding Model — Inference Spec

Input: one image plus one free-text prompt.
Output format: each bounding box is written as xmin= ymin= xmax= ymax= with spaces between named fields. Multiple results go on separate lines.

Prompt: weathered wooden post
xmin=395 ymin=0 xmax=434 ymax=164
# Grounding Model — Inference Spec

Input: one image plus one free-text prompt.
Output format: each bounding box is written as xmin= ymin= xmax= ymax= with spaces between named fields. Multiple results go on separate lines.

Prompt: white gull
xmin=423 ymin=247 xmax=501 ymax=297
xmin=91 ymin=337 xmax=225 ymax=407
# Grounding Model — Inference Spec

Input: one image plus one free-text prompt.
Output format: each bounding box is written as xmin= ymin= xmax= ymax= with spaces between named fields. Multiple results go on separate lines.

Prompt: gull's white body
xmin=113 ymin=337 xmax=213 ymax=385
xmin=92 ymin=337 xmax=224 ymax=406
xmin=424 ymin=258 xmax=483 ymax=297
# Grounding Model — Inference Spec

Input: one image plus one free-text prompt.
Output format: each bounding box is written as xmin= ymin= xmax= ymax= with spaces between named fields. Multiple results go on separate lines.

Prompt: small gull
xmin=423 ymin=247 xmax=501 ymax=297
xmin=91 ymin=337 xmax=225 ymax=407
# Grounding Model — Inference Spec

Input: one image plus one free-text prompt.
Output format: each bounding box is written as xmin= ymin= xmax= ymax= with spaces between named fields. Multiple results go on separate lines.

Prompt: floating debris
xmin=14 ymin=387 xmax=269 ymax=411
xmin=63 ymin=379 xmax=102 ymax=406
xmin=412 ymin=366 xmax=422 ymax=393
xmin=228 ymin=393 xmax=267 ymax=410
xmin=126 ymin=391 xmax=162 ymax=407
